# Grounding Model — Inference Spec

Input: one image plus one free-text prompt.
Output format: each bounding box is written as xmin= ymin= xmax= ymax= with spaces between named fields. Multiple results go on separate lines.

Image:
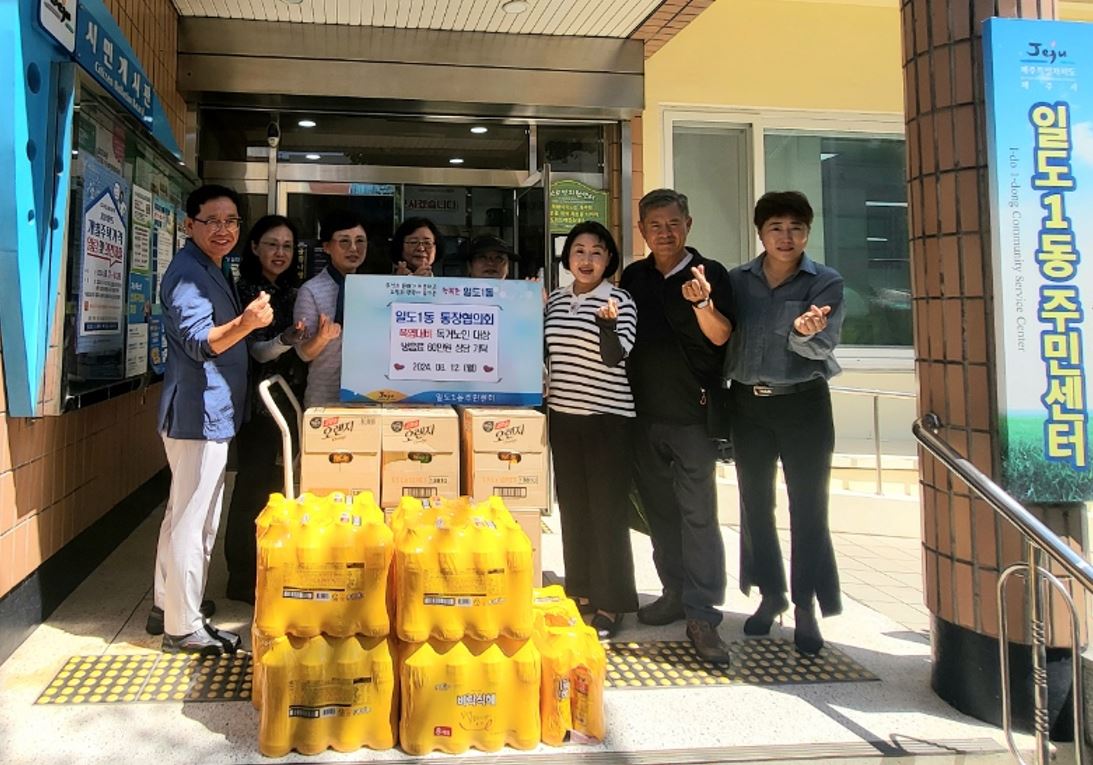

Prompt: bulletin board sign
xmin=984 ymin=18 xmax=1093 ymax=502
xmin=341 ymin=276 xmax=544 ymax=406
xmin=549 ymin=179 xmax=608 ymax=234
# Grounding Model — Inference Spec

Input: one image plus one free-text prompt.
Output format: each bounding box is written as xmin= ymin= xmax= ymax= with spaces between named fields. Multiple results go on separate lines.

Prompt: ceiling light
xmin=470 ymin=126 xmax=488 ymax=134
xmin=449 ymin=157 xmax=465 ymax=165
xmin=298 ymin=119 xmax=316 ymax=128
xmin=280 ymin=0 xmax=303 ymax=5
xmin=502 ymin=0 xmax=528 ymax=13
xmin=179 ymin=161 xmax=185 ymax=166
xmin=306 ymin=153 xmax=321 ymax=160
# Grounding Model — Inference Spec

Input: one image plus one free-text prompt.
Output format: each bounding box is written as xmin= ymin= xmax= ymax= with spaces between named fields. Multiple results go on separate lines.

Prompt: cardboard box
xmin=300 ymin=407 xmax=381 ymax=498
xmin=380 ymin=406 xmax=460 ymax=508
xmin=459 ymin=408 xmax=548 ymax=509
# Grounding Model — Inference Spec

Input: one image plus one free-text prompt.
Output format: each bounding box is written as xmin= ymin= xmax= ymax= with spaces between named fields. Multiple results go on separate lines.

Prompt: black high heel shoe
xmin=590 ymin=611 xmax=624 ymax=640
xmin=743 ymin=594 xmax=789 ymax=636
xmin=793 ymin=605 xmax=824 ymax=656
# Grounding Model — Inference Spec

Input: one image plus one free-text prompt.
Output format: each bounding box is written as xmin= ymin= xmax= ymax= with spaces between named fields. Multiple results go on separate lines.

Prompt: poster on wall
xmin=77 ymin=157 xmax=128 ymax=353
xmin=549 ymin=179 xmax=609 ymax=234
xmin=147 ymin=313 xmax=166 ymax=375
xmin=341 ymin=276 xmax=543 ymax=405
xmin=984 ymin=18 xmax=1093 ymax=502
xmin=151 ymin=199 xmax=175 ymax=303
xmin=124 ymin=323 xmax=148 ymax=377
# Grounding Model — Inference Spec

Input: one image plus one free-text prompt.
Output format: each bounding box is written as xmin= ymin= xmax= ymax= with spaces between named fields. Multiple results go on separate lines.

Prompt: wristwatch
xmin=692 ymin=298 xmax=711 ymax=310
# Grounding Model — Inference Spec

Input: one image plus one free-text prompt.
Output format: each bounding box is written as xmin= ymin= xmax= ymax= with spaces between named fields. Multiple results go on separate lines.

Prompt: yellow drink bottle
xmin=255 ymin=495 xmax=304 ymax=636
xmin=531 ymin=586 xmax=606 ymax=746
xmin=258 ymin=634 xmax=398 ymax=757
xmin=399 ymin=637 xmax=541 ymax=755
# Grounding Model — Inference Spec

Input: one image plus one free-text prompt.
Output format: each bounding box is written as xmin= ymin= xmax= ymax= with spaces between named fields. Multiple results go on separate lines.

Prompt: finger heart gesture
xmin=682 ymin=264 xmax=711 ymax=303
xmin=793 ymin=304 xmax=831 ymax=336
xmin=596 ymin=298 xmax=619 ymax=321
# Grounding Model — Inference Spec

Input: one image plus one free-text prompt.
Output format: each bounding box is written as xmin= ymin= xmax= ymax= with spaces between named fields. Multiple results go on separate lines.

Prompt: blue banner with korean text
xmin=73 ymin=0 xmax=181 ymax=158
xmin=341 ymin=276 xmax=544 ymax=406
xmin=984 ymin=18 xmax=1093 ymax=502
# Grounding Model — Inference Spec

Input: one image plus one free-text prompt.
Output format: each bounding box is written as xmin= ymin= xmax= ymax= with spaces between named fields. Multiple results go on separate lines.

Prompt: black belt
xmin=732 ymin=378 xmax=827 ymax=397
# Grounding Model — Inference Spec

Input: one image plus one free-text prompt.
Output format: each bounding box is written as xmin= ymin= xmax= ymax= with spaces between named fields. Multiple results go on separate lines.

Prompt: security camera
xmin=267 ymin=121 xmax=281 ymax=149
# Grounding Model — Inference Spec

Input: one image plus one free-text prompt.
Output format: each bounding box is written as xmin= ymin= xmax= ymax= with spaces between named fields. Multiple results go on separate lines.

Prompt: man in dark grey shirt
xmin=725 ymin=191 xmax=844 ymax=656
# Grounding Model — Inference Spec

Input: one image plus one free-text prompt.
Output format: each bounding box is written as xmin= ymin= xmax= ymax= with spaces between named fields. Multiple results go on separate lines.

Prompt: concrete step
xmin=423 ymin=739 xmax=1011 ymax=763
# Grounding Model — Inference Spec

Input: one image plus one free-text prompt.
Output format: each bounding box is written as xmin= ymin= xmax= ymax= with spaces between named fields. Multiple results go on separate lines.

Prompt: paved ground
xmin=0 ymin=482 xmax=1025 ymax=765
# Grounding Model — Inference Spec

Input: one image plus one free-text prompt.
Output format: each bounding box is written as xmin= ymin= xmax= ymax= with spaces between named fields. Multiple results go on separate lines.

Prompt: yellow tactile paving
xmin=604 ymin=638 xmax=877 ymax=690
xmin=36 ymin=652 xmax=252 ymax=705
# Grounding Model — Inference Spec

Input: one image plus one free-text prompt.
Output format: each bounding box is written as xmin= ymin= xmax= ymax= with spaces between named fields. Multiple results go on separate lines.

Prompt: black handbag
xmin=704 ymin=385 xmax=733 ymax=442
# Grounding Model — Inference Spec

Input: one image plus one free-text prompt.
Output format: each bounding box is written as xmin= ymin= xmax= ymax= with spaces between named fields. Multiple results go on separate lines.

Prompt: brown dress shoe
xmin=686 ymin=618 xmax=732 ymax=665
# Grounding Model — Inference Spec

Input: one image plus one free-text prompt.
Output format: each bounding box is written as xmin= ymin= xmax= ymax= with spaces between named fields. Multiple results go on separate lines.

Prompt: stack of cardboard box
xmin=297 ymin=404 xmax=546 ymax=586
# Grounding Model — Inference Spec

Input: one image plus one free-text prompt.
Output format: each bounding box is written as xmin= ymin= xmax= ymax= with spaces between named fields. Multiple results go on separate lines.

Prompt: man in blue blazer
xmin=150 ymin=184 xmax=272 ymax=655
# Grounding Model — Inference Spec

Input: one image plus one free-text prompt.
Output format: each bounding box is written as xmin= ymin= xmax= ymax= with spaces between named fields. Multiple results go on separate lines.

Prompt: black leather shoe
xmin=686 ymin=618 xmax=732 ymax=665
xmin=576 ymin=600 xmax=595 ymax=616
xmin=793 ymin=606 xmax=824 ymax=656
xmin=162 ymin=623 xmax=237 ymax=656
xmin=637 ymin=590 xmax=685 ymax=626
xmin=146 ymin=599 xmax=217 ymax=636
xmin=743 ymin=594 xmax=789 ymax=636
xmin=590 ymin=611 xmax=624 ymax=640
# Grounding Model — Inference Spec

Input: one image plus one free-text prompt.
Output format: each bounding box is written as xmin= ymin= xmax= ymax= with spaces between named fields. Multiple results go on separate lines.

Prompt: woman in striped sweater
xmin=545 ymin=221 xmax=639 ymax=640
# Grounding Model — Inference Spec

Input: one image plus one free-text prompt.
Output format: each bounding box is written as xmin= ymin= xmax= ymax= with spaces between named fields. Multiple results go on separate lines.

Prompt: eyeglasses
xmin=333 ymin=237 xmax=368 ymax=251
xmin=404 ymin=238 xmax=436 ymax=250
xmin=192 ymin=217 xmax=243 ymax=232
xmin=473 ymin=252 xmax=508 ymax=264
xmin=763 ymin=223 xmax=809 ymax=239
xmin=259 ymin=240 xmax=294 ymax=253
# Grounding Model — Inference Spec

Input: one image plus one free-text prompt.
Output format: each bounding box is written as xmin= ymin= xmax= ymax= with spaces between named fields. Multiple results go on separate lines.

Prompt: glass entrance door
xmin=279 ymin=182 xmax=399 ymax=277
xmin=515 ymin=165 xmax=552 ymax=287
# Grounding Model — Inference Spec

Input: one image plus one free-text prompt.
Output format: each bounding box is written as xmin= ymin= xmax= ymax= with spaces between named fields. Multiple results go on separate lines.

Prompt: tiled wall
xmin=903 ymin=0 xmax=1084 ymax=647
xmin=0 ymin=371 xmax=166 ymax=599
xmin=631 ymin=0 xmax=715 ymax=58
xmin=101 ymin=0 xmax=187 ymax=148
xmin=0 ymin=0 xmax=183 ymax=599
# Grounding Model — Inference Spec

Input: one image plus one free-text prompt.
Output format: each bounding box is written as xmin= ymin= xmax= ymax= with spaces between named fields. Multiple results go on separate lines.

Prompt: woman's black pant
xmin=548 ymin=411 xmax=639 ymax=613
xmin=731 ymin=381 xmax=842 ymax=616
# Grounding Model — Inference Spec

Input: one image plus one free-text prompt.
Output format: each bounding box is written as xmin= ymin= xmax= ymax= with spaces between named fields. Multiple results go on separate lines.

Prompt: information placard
xmin=341 ymin=276 xmax=543 ymax=405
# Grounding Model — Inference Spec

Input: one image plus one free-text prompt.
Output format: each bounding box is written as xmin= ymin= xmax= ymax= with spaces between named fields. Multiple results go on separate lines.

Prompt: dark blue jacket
xmin=157 ymin=240 xmax=247 ymax=440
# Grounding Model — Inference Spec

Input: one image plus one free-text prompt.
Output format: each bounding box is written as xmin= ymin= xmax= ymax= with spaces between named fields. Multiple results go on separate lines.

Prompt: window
xmin=764 ymin=132 xmax=910 ymax=347
xmin=671 ymin=123 xmax=751 ymax=269
xmin=664 ymin=109 xmax=910 ymax=354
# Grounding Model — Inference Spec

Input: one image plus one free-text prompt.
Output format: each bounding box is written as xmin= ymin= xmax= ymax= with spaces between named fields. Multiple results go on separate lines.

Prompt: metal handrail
xmin=258 ymin=374 xmax=303 ymax=500
xmin=913 ymin=412 xmax=1093 ymax=765
xmin=829 ymin=386 xmax=917 ymax=494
